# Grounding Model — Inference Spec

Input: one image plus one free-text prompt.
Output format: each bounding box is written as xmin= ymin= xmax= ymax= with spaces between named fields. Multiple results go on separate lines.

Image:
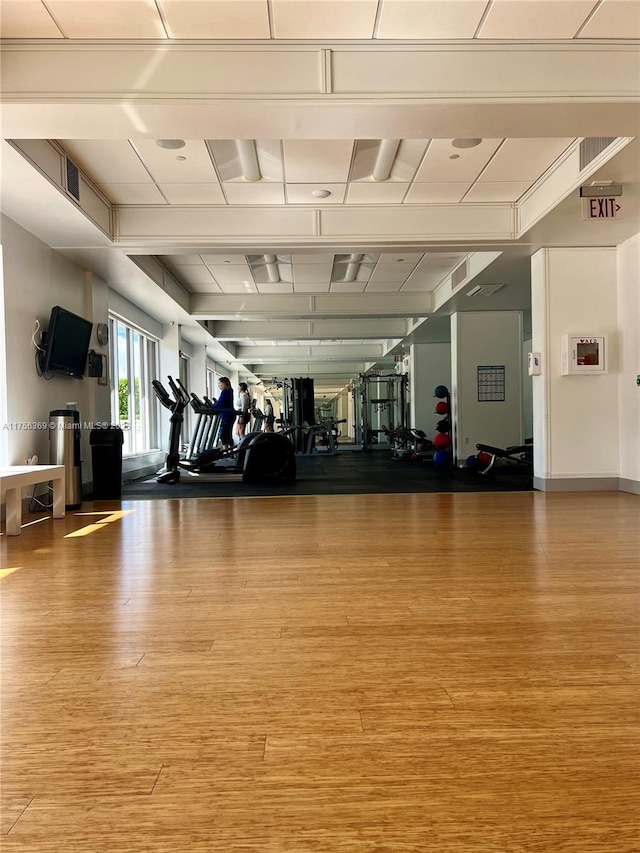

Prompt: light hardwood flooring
xmin=1 ymin=491 xmax=639 ymax=852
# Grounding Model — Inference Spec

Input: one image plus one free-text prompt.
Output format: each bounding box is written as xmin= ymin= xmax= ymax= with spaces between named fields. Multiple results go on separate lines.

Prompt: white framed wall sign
xmin=561 ymin=335 xmax=608 ymax=375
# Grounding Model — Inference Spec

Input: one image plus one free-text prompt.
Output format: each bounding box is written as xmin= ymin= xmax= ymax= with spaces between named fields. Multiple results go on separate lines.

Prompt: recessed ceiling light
xmin=311 ymin=189 xmax=331 ymax=198
xmin=452 ymin=138 xmax=482 ymax=149
xmin=449 ymin=154 xmax=460 ymax=160
xmin=176 ymin=155 xmax=186 ymax=161
xmin=156 ymin=139 xmax=186 ymax=149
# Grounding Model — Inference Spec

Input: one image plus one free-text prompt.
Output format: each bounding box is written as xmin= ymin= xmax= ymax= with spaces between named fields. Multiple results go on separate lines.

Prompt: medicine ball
xmin=433 ymin=385 xmax=449 ymax=399
xmin=435 ymin=401 xmax=449 ymax=415
xmin=433 ymin=449 xmax=450 ymax=467
xmin=435 ymin=419 xmax=450 ymax=433
xmin=433 ymin=433 xmax=450 ymax=450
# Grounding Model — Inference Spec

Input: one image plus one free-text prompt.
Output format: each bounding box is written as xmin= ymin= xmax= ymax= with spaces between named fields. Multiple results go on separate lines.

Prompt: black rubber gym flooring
xmin=121 ymin=451 xmax=532 ymax=500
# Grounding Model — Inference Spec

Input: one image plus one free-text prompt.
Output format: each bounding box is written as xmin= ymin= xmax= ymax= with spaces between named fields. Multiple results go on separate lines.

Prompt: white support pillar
xmin=408 ymin=343 xmax=451 ymax=432
xmin=159 ymin=323 xmax=180 ymax=451
xmin=531 ymin=248 xmax=619 ymax=491
xmin=190 ymin=344 xmax=207 ymax=400
xmin=617 ymin=233 xmax=640 ymax=494
xmin=451 ymin=311 xmax=524 ymax=463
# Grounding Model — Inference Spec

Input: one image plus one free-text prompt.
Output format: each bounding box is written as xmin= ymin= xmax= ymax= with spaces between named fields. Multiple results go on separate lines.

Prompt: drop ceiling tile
xmin=159 ymin=0 xmax=270 ymax=38
xmin=369 ymin=262 xmax=419 ymax=284
xmin=100 ymin=184 xmax=166 ymax=204
xmin=332 ymin=261 xmax=375 ymax=283
xmin=286 ymin=184 xmax=346 ymax=204
xmin=256 ymin=282 xmax=294 ymax=294
xmin=283 ymin=141 xmax=354 ymax=184
xmin=415 ymin=139 xmax=503 ymax=183
xmin=291 ymin=254 xmax=336 ymax=264
xmin=380 ymin=253 xmax=424 ymax=263
xmin=159 ymin=184 xmax=226 ymax=204
xmin=218 ymin=283 xmax=259 ymax=294
xmin=272 ymin=0 xmax=378 ymax=38
xmin=377 ymin=0 xmax=489 ymax=38
xmin=329 ymin=282 xmax=367 ymax=293
xmin=201 ymin=254 xmax=248 ymax=265
xmin=165 ymin=255 xmax=206 ymax=267
xmin=463 ymin=182 xmax=532 ymax=203
xmin=62 ymin=140 xmax=153 ymax=185
xmin=188 ymin=282 xmax=224 ymax=293
xmin=578 ymin=0 xmax=640 ymax=38
xmin=479 ymin=138 xmax=575 ymax=182
xmin=400 ymin=275 xmax=444 ymax=292
xmin=404 ymin=183 xmax=471 ymax=204
xmin=365 ymin=281 xmax=404 ymax=293
xmin=209 ymin=140 xmax=283 ymax=183
xmin=349 ymin=139 xmax=429 ymax=183
xmin=206 ymin=264 xmax=254 ymax=285
xmin=223 ymin=183 xmax=285 ymax=205
xmin=0 ymin=1 xmax=63 ymax=37
xmin=46 ymin=0 xmax=166 ymax=38
xmin=179 ymin=266 xmax=221 ymax=287
xmin=293 ymin=263 xmax=334 ymax=283
xmin=252 ymin=263 xmax=293 ymax=284
xmin=346 ymin=183 xmax=408 ymax=204
xmin=478 ymin=0 xmax=596 ymax=39
xmin=132 ymin=140 xmax=218 ymax=184
xmin=293 ymin=281 xmax=331 ymax=293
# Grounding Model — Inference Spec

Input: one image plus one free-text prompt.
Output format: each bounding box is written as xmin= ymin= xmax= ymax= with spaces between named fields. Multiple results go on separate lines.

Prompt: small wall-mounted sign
xmin=582 ymin=198 xmax=621 ymax=220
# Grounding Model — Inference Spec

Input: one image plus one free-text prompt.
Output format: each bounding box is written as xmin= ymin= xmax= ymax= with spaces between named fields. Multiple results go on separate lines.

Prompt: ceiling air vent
xmin=466 ymin=284 xmax=505 ymax=297
xmin=579 ymin=138 xmax=616 ymax=172
xmin=451 ymin=260 xmax=468 ymax=288
xmin=65 ymin=158 xmax=80 ymax=201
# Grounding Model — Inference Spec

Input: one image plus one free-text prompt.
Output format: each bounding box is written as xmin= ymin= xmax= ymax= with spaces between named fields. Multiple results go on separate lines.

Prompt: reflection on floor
xmin=2 ymin=490 xmax=639 ymax=851
xmin=122 ymin=450 xmax=532 ymax=499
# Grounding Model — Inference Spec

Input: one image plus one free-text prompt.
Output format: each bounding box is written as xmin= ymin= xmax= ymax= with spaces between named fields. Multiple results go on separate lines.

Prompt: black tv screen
xmin=40 ymin=306 xmax=93 ymax=379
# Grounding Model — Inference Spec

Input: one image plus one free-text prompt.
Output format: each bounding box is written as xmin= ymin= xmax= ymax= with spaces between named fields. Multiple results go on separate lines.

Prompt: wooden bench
xmin=0 ymin=465 xmax=65 ymax=535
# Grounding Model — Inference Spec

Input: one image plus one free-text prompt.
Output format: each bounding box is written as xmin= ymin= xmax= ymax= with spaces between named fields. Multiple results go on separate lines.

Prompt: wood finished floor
xmin=1 ymin=491 xmax=639 ymax=852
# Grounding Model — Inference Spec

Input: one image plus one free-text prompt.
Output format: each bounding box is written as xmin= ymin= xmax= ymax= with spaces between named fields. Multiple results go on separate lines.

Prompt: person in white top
xmin=264 ymin=398 xmax=275 ymax=432
xmin=235 ymin=382 xmax=251 ymax=440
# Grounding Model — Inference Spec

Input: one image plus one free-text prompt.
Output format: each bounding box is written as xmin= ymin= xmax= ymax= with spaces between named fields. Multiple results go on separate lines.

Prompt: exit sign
xmin=582 ymin=198 xmax=621 ymax=220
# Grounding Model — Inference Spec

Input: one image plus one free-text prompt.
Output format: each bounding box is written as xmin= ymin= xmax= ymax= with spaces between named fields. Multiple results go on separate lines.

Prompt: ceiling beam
xmin=3 ymin=43 xmax=639 ymax=138
xmin=209 ymin=318 xmax=411 ymax=340
xmin=191 ymin=292 xmax=432 ymax=319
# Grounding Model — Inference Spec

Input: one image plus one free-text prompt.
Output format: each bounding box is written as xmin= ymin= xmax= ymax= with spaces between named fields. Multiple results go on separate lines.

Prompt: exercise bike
xmin=152 ymin=377 xmax=296 ymax=486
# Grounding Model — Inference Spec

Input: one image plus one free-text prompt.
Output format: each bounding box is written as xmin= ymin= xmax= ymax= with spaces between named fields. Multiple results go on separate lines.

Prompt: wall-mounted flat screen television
xmin=40 ymin=306 xmax=93 ymax=379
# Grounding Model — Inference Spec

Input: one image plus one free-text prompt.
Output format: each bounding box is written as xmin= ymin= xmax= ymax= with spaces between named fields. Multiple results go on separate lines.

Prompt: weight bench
xmin=475 ymin=443 xmax=533 ymax=475
xmin=0 ymin=465 xmax=65 ymax=535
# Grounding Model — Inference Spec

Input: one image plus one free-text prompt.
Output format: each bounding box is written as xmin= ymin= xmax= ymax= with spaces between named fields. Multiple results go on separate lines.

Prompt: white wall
xmin=0 ymin=215 xmax=110 ymax=477
xmin=0 ymin=244 xmax=8 ymax=465
xmin=450 ymin=311 xmax=524 ymax=461
xmin=409 ymin=343 xmax=451 ymax=433
xmin=531 ymin=247 xmax=619 ymax=483
xmin=522 ymin=339 xmax=533 ymax=440
xmin=109 ymin=290 xmax=162 ymax=339
xmin=617 ymin=232 xmax=640 ymax=489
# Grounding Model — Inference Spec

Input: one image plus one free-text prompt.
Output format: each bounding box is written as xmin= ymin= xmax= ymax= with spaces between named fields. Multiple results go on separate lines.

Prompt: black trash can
xmin=90 ymin=426 xmax=124 ymax=499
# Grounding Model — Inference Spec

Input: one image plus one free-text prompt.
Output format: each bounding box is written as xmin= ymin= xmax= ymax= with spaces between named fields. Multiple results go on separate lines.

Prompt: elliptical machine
xmin=152 ymin=377 xmax=296 ymax=486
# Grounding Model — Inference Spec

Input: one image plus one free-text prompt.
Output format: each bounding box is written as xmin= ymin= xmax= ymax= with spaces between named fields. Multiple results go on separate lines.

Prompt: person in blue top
xmin=210 ymin=377 xmax=235 ymax=450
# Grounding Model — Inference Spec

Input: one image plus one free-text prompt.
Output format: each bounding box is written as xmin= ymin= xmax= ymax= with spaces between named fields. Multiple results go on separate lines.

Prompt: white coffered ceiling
xmin=58 ymin=136 xmax=576 ymax=209
xmin=2 ymin=0 xmax=640 ymax=40
xmin=1 ymin=1 xmax=639 ymax=394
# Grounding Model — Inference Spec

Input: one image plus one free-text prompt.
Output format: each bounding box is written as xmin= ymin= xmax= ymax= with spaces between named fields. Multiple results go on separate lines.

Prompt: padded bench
xmin=0 ymin=465 xmax=65 ymax=535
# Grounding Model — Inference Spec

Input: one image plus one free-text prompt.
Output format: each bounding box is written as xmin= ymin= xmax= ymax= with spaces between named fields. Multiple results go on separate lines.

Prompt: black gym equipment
xmin=473 ymin=440 xmax=533 ymax=475
xmin=152 ymin=377 xmax=296 ymax=486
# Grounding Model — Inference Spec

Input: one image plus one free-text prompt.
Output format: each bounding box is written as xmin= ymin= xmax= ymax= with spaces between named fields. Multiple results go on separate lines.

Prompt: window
xmin=109 ymin=315 xmax=159 ymax=455
xmin=206 ymin=366 xmax=218 ymax=402
xmin=179 ymin=352 xmax=191 ymax=437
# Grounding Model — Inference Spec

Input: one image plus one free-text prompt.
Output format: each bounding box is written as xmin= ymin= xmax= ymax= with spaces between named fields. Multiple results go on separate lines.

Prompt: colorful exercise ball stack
xmin=433 ymin=385 xmax=452 ymax=468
